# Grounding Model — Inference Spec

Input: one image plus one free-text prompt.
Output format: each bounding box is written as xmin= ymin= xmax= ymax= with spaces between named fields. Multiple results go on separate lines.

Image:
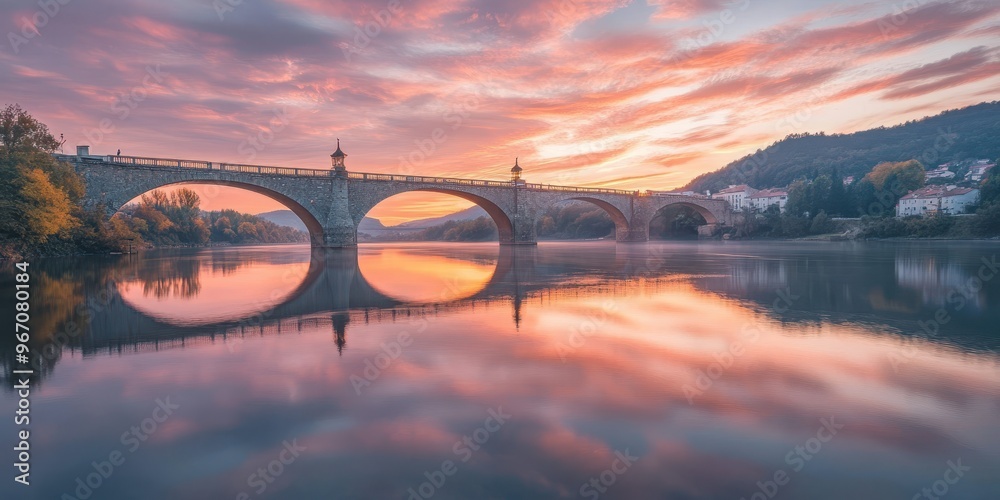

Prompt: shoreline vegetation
xmin=2 ymin=104 xmax=999 ymax=260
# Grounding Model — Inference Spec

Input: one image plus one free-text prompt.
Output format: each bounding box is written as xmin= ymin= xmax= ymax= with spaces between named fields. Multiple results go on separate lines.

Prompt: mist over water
xmin=2 ymin=241 xmax=998 ymax=499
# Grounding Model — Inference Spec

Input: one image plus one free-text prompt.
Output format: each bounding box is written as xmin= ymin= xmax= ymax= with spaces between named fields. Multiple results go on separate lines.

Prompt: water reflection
xmin=118 ymin=248 xmax=310 ymax=326
xmin=1 ymin=242 xmax=998 ymax=499
xmin=3 ymin=242 xmax=999 ymax=388
xmin=357 ymin=244 xmax=499 ymax=303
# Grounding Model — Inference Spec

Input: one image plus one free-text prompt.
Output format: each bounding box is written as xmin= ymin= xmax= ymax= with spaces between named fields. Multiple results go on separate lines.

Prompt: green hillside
xmin=683 ymin=101 xmax=1000 ymax=193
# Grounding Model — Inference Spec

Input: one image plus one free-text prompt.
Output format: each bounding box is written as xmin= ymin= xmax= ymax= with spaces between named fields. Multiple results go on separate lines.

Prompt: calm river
xmin=1 ymin=241 xmax=999 ymax=499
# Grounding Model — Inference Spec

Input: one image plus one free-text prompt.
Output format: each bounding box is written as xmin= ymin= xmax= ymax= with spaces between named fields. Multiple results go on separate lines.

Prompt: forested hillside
xmin=684 ymin=101 xmax=1000 ymax=193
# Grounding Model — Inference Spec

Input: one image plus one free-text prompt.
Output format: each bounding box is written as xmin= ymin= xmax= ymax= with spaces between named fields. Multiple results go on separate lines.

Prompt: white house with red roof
xmin=896 ymin=185 xmax=979 ymax=217
xmin=748 ymin=188 xmax=789 ymax=212
xmin=712 ymin=184 xmax=758 ymax=211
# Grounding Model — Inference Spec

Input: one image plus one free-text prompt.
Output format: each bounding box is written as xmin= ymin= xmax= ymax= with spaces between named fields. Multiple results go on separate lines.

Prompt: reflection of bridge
xmin=81 ymin=246 xmax=638 ymax=354
xmin=61 ymin=149 xmax=735 ymax=247
xmin=27 ymin=243 xmax=1000 ymax=367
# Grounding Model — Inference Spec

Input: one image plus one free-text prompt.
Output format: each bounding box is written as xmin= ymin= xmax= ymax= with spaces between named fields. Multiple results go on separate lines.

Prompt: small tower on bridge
xmin=511 ymin=157 xmax=524 ymax=185
xmin=331 ymin=139 xmax=347 ymax=177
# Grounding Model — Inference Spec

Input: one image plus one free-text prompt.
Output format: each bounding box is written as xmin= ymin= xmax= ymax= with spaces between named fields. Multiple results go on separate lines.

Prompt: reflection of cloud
xmin=358 ymin=245 xmax=497 ymax=303
xmin=28 ymin=277 xmax=1000 ymax=499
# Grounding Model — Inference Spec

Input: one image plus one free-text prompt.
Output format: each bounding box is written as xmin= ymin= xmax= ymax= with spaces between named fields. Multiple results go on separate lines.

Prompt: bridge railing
xmin=100 ymin=155 xmax=215 ymax=169
xmin=645 ymin=190 xmax=713 ymax=199
xmin=346 ymin=172 xmax=511 ymax=187
xmin=524 ymin=183 xmax=636 ymax=195
xmin=100 ymin=155 xmax=336 ymax=177
xmin=79 ymin=154 xmax=677 ymax=196
xmin=217 ymin=162 xmax=332 ymax=177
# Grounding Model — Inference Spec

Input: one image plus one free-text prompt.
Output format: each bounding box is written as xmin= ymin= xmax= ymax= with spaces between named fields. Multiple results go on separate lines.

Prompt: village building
xmin=925 ymin=166 xmax=956 ymax=180
xmin=965 ymin=159 xmax=995 ymax=183
xmin=748 ymin=188 xmax=789 ymax=212
xmin=712 ymin=184 xmax=758 ymax=211
xmin=896 ymin=185 xmax=979 ymax=217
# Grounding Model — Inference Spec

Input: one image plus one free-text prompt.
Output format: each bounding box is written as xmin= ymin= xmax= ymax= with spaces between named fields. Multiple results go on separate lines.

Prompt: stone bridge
xmin=61 ymin=149 xmax=734 ymax=247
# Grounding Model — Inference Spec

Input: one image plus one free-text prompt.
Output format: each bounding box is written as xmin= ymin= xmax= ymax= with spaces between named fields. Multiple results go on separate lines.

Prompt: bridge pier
xmin=617 ymin=211 xmax=650 ymax=242
xmin=504 ymin=186 xmax=538 ymax=245
xmin=617 ymin=225 xmax=650 ymax=242
xmin=322 ymin=226 xmax=357 ymax=248
xmin=322 ymin=175 xmax=358 ymax=248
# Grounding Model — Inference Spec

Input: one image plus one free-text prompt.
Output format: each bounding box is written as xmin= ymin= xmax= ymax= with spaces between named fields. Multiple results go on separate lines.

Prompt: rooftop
xmin=716 ymin=184 xmax=755 ymax=194
xmin=900 ymin=185 xmax=977 ymax=200
xmin=749 ymin=188 xmax=788 ymax=198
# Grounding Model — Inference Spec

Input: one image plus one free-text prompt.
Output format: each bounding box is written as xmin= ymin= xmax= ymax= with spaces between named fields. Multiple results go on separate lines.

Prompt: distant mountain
xmin=394 ymin=205 xmax=489 ymax=228
xmin=256 ymin=210 xmax=387 ymax=232
xmin=359 ymin=217 xmax=387 ymax=232
xmin=684 ymin=101 xmax=1000 ymax=193
xmin=256 ymin=210 xmax=307 ymax=231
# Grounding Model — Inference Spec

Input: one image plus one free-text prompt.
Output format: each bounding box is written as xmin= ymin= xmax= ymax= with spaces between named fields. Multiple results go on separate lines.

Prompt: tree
xmin=537 ymin=215 xmax=557 ymax=236
xmin=237 ymin=221 xmax=259 ymax=240
xmin=809 ymin=210 xmax=832 ymax=234
xmin=18 ymin=168 xmax=78 ymax=242
xmin=785 ymin=180 xmax=810 ymax=217
xmin=0 ymin=104 xmax=86 ymax=252
xmin=811 ymin=174 xmax=833 ymax=214
xmin=168 ymin=188 xmax=209 ymax=244
xmin=865 ymin=160 xmax=925 ymax=192
xmin=979 ymin=163 xmax=1000 ymax=207
xmin=828 ymin=169 xmax=850 ymax=216
xmin=733 ymin=206 xmax=758 ymax=238
xmin=0 ymin=104 xmax=61 ymax=153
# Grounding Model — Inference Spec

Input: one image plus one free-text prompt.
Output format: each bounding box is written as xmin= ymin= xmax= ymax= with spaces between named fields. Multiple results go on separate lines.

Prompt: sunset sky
xmin=2 ymin=0 xmax=999 ymax=224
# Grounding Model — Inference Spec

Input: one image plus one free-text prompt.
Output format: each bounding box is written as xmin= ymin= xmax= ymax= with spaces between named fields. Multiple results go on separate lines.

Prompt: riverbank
xmin=1 ymin=240 xmax=309 ymax=261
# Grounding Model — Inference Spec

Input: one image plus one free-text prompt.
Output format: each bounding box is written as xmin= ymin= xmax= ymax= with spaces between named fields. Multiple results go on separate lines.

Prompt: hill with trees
xmin=683 ymin=101 xmax=1000 ymax=194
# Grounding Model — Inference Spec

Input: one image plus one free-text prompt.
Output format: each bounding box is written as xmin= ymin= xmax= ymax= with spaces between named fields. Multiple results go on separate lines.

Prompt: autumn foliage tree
xmin=863 ymin=160 xmax=926 ymax=192
xmin=0 ymin=104 xmax=84 ymax=255
xmin=120 ymin=189 xmax=210 ymax=246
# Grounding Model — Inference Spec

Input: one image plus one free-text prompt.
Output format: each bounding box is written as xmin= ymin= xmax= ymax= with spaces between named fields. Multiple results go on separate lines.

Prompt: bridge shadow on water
xmin=2 ymin=241 xmax=1000 ymax=386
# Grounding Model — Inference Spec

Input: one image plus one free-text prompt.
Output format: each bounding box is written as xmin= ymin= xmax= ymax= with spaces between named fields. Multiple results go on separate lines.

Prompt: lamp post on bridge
xmin=510 ymin=157 xmax=525 ymax=186
xmin=331 ymin=139 xmax=347 ymax=178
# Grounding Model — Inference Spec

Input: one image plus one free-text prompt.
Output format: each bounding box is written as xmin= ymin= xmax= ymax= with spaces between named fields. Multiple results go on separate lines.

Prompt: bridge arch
xmin=349 ymin=185 xmax=516 ymax=243
xmin=529 ymin=192 xmax=638 ymax=241
xmin=535 ymin=196 xmax=630 ymax=240
xmin=650 ymin=200 xmax=720 ymax=225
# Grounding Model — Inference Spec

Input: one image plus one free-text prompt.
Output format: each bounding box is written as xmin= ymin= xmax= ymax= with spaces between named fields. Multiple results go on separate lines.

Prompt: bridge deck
xmin=59 ymin=153 xmax=708 ymax=198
